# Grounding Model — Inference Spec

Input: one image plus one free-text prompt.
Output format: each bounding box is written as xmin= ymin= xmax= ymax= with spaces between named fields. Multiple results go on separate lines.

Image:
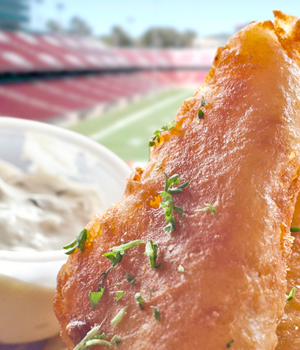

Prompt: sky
xmin=29 ymin=0 xmax=300 ymax=37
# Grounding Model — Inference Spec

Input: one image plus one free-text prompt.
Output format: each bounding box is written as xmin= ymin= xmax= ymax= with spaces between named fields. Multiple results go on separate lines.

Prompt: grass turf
xmin=67 ymin=87 xmax=194 ymax=163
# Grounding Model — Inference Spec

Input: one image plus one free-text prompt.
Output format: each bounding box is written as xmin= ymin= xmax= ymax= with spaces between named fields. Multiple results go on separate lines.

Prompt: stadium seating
xmin=0 ymin=31 xmax=214 ymax=122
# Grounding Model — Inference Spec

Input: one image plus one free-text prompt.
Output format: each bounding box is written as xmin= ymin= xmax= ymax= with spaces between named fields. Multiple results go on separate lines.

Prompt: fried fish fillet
xmin=276 ymin=195 xmax=300 ymax=350
xmin=270 ymin=11 xmax=300 ymax=350
xmin=54 ymin=14 xmax=300 ymax=350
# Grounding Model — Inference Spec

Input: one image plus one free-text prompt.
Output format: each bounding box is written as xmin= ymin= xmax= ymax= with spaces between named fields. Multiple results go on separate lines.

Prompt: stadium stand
xmin=0 ymin=31 xmax=214 ymax=123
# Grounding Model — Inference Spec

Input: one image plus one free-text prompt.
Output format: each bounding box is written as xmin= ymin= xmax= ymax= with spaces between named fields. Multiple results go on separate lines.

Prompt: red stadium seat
xmin=0 ymin=31 xmax=212 ymax=122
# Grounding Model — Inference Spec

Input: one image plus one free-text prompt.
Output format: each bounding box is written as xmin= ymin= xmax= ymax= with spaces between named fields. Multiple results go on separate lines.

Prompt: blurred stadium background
xmin=0 ymin=0 xmax=282 ymax=167
xmin=0 ymin=2 xmax=299 ymax=350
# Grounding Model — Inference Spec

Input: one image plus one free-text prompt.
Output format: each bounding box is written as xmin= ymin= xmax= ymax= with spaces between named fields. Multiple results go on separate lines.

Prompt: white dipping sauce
xmin=0 ymin=159 xmax=103 ymax=252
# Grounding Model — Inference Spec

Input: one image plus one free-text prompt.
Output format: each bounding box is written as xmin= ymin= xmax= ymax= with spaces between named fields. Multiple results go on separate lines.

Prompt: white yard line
xmin=90 ymin=91 xmax=189 ymax=141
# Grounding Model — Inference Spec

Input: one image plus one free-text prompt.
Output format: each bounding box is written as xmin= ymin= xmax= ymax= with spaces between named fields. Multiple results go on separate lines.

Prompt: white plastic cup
xmin=0 ymin=117 xmax=131 ymax=344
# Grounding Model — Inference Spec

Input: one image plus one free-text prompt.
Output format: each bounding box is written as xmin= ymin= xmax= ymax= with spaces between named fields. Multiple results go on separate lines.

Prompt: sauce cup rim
xmin=0 ymin=117 xmax=131 ymax=263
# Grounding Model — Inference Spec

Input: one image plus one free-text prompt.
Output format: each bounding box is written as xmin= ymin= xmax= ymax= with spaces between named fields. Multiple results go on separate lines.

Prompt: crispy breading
xmin=276 ymin=206 xmax=300 ymax=349
xmin=273 ymin=11 xmax=300 ymax=350
xmin=54 ymin=14 xmax=300 ymax=350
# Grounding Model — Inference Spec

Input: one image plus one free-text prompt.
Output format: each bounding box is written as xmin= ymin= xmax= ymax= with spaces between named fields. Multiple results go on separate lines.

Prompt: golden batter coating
xmin=276 ymin=200 xmax=300 ymax=350
xmin=271 ymin=11 xmax=300 ymax=350
xmin=54 ymin=13 xmax=300 ymax=350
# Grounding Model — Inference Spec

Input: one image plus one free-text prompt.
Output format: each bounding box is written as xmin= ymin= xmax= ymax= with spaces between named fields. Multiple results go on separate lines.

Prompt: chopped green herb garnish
xmin=159 ymin=173 xmax=189 ymax=232
xmin=135 ymin=292 xmax=145 ymax=310
xmin=125 ymin=272 xmax=136 ymax=285
xmin=149 ymin=121 xmax=176 ymax=147
xmin=287 ymin=287 xmax=296 ymax=301
xmin=98 ymin=267 xmax=112 ymax=289
xmin=198 ymin=109 xmax=204 ymax=119
xmin=197 ymin=203 xmax=217 ymax=217
xmin=110 ymin=335 xmax=122 ymax=348
xmin=63 ymin=228 xmax=89 ymax=255
xmin=226 ymin=339 xmax=234 ymax=348
xmin=157 ymin=166 xmax=163 ymax=170
xmin=103 ymin=251 xmax=123 ymax=267
xmin=115 ymin=282 xmax=122 ymax=286
xmin=163 ymin=172 xmax=189 ymax=194
xmin=148 ymin=287 xmax=153 ymax=295
xmin=168 ymin=121 xmax=176 ymax=129
xmin=85 ymin=339 xmax=112 ymax=349
xmin=73 ymin=325 xmax=121 ymax=350
xmin=159 ymin=191 xmax=176 ymax=232
xmin=135 ymin=292 xmax=145 ymax=303
xmin=114 ymin=291 xmax=125 ymax=302
xmin=111 ymin=240 xmax=145 ymax=254
xmin=150 ymin=306 xmax=161 ymax=322
xmin=197 ymin=96 xmax=209 ymax=119
xmin=89 ymin=288 xmax=105 ymax=310
xmin=73 ymin=325 xmax=104 ymax=350
xmin=291 ymin=226 xmax=300 ymax=233
xmin=96 ymin=333 xmax=107 ymax=339
xmin=178 ymin=265 xmax=185 ymax=273
xmin=173 ymin=206 xmax=184 ymax=216
xmin=145 ymin=240 xmax=162 ymax=269
xmin=201 ymin=96 xmax=209 ymax=107
xmin=104 ymin=240 xmax=145 ymax=267
xmin=111 ymin=306 xmax=128 ymax=327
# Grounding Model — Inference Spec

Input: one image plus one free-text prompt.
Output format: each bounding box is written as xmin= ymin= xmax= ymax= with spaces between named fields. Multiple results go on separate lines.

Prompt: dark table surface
xmin=0 ymin=340 xmax=47 ymax=350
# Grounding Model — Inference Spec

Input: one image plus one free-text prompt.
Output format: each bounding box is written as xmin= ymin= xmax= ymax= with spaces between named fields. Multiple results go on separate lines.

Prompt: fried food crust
xmin=276 ymin=202 xmax=300 ymax=349
xmin=273 ymin=11 xmax=300 ymax=350
xmin=54 ymin=14 xmax=300 ymax=350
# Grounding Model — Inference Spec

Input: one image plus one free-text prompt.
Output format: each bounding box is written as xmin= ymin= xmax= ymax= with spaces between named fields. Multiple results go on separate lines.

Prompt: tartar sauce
xmin=0 ymin=159 xmax=104 ymax=252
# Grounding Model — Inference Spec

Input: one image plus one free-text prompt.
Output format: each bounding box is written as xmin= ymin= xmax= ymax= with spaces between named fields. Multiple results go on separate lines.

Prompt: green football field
xmin=68 ymin=88 xmax=194 ymax=165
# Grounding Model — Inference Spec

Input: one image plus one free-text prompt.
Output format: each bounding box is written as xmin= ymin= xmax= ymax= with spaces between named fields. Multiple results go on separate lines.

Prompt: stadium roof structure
xmin=0 ymin=31 xmax=216 ymax=73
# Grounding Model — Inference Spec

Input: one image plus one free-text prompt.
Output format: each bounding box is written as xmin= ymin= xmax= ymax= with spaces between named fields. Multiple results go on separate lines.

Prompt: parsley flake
xmin=111 ymin=306 xmax=128 ymax=327
xmin=163 ymin=172 xmax=189 ymax=194
xmin=198 ymin=96 xmax=209 ymax=119
xmin=125 ymin=272 xmax=136 ymax=285
xmin=73 ymin=325 xmax=121 ymax=350
xmin=201 ymin=96 xmax=209 ymax=107
xmin=226 ymin=339 xmax=234 ymax=348
xmin=73 ymin=325 xmax=106 ymax=350
xmin=103 ymin=240 xmax=145 ymax=267
xmin=85 ymin=339 xmax=112 ymax=349
xmin=98 ymin=267 xmax=112 ymax=289
xmin=287 ymin=287 xmax=296 ymax=301
xmin=114 ymin=291 xmax=125 ymax=302
xmin=96 ymin=333 xmax=107 ymax=339
xmin=103 ymin=251 xmax=123 ymax=267
xmin=135 ymin=292 xmax=145 ymax=303
xmin=291 ymin=226 xmax=300 ymax=233
xmin=89 ymin=288 xmax=105 ymax=310
xmin=111 ymin=240 xmax=145 ymax=254
xmin=149 ymin=121 xmax=176 ymax=147
xmin=145 ymin=240 xmax=162 ymax=269
xmin=63 ymin=228 xmax=89 ymax=255
xmin=197 ymin=203 xmax=217 ymax=217
xmin=110 ymin=335 xmax=122 ymax=348
xmin=150 ymin=306 xmax=161 ymax=322
xmin=135 ymin=292 xmax=145 ymax=310
xmin=159 ymin=173 xmax=189 ymax=232
xmin=198 ymin=109 xmax=204 ymax=119
xmin=178 ymin=265 xmax=185 ymax=273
